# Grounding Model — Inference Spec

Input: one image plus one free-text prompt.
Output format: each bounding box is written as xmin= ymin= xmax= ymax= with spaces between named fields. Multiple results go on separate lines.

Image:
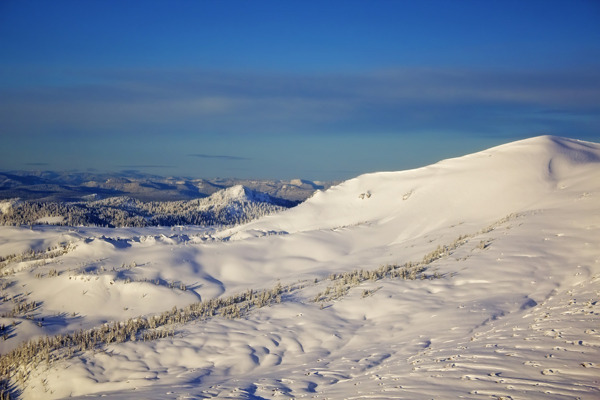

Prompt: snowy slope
xmin=221 ymin=135 xmax=599 ymax=239
xmin=0 ymin=136 xmax=599 ymax=399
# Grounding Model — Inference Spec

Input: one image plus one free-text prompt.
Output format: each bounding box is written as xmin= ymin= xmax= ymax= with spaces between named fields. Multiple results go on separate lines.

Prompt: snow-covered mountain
xmin=222 ymin=135 xmax=599 ymax=239
xmin=198 ymin=184 xmax=294 ymax=208
xmin=0 ymin=136 xmax=598 ymax=399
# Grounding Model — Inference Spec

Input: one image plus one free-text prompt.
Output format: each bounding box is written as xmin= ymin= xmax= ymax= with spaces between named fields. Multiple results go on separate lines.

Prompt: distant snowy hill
xmin=0 ymin=136 xmax=598 ymax=399
xmin=200 ymin=184 xmax=292 ymax=206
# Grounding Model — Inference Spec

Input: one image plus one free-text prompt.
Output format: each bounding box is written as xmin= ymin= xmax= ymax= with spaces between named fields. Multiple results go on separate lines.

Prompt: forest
xmin=0 ymin=189 xmax=290 ymax=228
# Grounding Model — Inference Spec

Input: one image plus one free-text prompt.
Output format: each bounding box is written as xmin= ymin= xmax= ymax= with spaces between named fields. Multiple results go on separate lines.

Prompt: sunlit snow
xmin=0 ymin=136 xmax=598 ymax=399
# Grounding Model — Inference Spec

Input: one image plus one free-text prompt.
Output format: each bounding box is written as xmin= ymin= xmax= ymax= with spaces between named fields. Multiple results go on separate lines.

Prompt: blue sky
xmin=1 ymin=0 xmax=599 ymax=180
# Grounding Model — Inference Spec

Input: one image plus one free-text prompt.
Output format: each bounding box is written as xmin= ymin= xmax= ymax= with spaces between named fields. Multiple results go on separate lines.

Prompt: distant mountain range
xmin=0 ymin=170 xmax=335 ymax=202
xmin=0 ymin=171 xmax=335 ymax=228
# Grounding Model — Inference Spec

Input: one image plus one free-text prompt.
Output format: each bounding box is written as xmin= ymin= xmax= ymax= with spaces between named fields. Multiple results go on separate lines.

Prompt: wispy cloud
xmin=117 ymin=164 xmax=176 ymax=169
xmin=24 ymin=162 xmax=49 ymax=166
xmin=188 ymin=154 xmax=250 ymax=161
xmin=1 ymin=66 xmax=598 ymax=142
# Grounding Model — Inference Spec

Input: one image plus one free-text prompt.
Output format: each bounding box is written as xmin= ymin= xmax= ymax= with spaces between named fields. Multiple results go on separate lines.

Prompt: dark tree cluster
xmin=0 ymin=195 xmax=288 ymax=228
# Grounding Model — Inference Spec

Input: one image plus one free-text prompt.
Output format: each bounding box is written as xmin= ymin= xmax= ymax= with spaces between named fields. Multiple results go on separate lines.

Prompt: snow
xmin=0 ymin=199 xmax=19 ymax=215
xmin=207 ymin=184 xmax=272 ymax=204
xmin=220 ymin=136 xmax=599 ymax=240
xmin=1 ymin=135 xmax=599 ymax=399
xmin=35 ymin=216 xmax=65 ymax=224
xmin=0 ymin=203 xmax=9 ymax=215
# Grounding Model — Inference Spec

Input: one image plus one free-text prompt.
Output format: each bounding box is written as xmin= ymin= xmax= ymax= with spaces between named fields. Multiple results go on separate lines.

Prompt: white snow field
xmin=0 ymin=135 xmax=599 ymax=399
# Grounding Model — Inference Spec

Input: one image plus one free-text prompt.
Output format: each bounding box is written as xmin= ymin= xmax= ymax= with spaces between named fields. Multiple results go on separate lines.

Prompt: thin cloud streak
xmin=1 ymin=66 xmax=599 ymax=179
xmin=2 ymin=66 xmax=598 ymax=139
xmin=188 ymin=154 xmax=250 ymax=161
xmin=117 ymin=165 xmax=176 ymax=169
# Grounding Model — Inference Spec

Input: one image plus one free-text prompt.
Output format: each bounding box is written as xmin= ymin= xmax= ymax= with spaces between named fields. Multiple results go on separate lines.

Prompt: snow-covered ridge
xmin=222 ymin=135 xmax=600 ymax=239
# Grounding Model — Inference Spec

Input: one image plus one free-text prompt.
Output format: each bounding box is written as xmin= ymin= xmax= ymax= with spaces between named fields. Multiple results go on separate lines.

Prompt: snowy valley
xmin=0 ymin=136 xmax=599 ymax=399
